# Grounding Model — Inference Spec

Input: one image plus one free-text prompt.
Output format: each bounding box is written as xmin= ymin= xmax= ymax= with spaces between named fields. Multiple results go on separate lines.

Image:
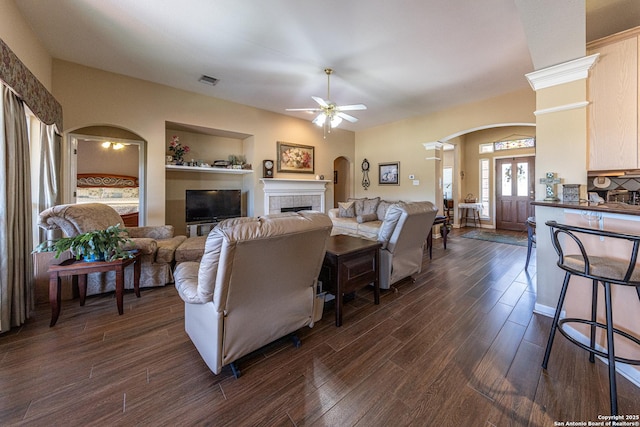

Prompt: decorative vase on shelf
xmin=175 ymin=157 xmax=184 ymax=166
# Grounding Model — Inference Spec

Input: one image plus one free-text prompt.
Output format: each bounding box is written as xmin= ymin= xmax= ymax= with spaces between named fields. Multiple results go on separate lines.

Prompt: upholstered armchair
xmin=377 ymin=201 xmax=438 ymax=289
xmin=173 ymin=211 xmax=332 ymax=377
xmin=38 ymin=203 xmax=187 ymax=294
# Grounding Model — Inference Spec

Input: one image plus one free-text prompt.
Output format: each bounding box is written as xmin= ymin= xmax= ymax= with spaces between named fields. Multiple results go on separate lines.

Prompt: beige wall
xmin=77 ymin=141 xmax=139 ymax=177
xmin=354 ymin=88 xmax=536 ymax=207
xmin=0 ymin=0 xmax=52 ymax=89
xmin=51 ymin=60 xmax=356 ymax=225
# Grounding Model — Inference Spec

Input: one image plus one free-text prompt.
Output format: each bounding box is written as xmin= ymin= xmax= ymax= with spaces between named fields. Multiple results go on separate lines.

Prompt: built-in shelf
xmin=165 ymin=165 xmax=253 ymax=174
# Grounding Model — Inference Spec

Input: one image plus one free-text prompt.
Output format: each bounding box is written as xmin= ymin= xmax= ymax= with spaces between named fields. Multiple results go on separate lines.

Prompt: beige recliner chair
xmin=38 ymin=203 xmax=187 ymax=294
xmin=174 ymin=211 xmax=332 ymax=377
xmin=376 ymin=201 xmax=438 ymax=289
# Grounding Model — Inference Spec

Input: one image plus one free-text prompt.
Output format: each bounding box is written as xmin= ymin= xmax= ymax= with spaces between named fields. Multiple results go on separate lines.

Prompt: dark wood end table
xmin=427 ymin=215 xmax=448 ymax=259
xmin=319 ymin=234 xmax=381 ymax=327
xmin=47 ymin=252 xmax=141 ymax=326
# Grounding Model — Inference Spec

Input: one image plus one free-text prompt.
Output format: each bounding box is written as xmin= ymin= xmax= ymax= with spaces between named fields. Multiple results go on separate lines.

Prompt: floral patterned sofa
xmin=38 ymin=203 xmax=187 ymax=295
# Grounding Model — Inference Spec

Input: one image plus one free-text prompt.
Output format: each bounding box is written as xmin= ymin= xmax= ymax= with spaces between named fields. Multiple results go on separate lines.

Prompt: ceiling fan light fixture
xmin=313 ymin=112 xmax=326 ymax=127
xmin=286 ymin=68 xmax=366 ymax=137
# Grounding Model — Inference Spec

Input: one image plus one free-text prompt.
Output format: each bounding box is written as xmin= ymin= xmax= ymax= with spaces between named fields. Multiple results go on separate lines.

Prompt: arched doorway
xmin=333 ymin=156 xmax=350 ymax=207
xmin=68 ymin=125 xmax=146 ymax=225
xmin=437 ymin=123 xmax=536 ymax=229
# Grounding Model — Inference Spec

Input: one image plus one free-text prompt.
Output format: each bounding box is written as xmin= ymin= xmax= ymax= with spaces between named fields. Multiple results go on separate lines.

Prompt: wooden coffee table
xmin=319 ymin=234 xmax=381 ymax=327
xmin=47 ymin=252 xmax=141 ymax=326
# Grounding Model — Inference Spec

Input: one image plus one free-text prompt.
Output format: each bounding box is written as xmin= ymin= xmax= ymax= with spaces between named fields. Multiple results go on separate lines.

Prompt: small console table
xmin=319 ymin=234 xmax=381 ymax=327
xmin=47 ymin=252 xmax=141 ymax=326
xmin=459 ymin=202 xmax=483 ymax=228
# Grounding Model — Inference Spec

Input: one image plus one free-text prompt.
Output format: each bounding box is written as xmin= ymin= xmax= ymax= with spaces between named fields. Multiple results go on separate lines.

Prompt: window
xmin=443 ymin=167 xmax=453 ymax=199
xmin=494 ymin=137 xmax=535 ymax=151
xmin=480 ymin=158 xmax=490 ymax=217
xmin=479 ymin=143 xmax=494 ymax=153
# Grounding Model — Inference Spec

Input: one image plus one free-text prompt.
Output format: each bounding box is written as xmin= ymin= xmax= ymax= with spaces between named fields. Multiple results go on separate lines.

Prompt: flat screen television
xmin=185 ymin=189 xmax=242 ymax=224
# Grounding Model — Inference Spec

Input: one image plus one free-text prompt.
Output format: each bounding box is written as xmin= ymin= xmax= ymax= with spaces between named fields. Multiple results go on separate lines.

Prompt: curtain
xmin=0 ymin=84 xmax=33 ymax=333
xmin=35 ymin=121 xmax=61 ymax=245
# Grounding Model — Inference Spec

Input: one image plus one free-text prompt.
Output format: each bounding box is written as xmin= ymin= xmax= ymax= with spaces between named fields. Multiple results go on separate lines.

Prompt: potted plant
xmin=34 ymin=224 xmax=134 ymax=262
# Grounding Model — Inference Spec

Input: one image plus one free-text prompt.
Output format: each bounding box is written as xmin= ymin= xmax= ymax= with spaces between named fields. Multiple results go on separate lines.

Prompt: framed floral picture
xmin=277 ymin=142 xmax=314 ymax=173
xmin=379 ymin=162 xmax=400 ymax=185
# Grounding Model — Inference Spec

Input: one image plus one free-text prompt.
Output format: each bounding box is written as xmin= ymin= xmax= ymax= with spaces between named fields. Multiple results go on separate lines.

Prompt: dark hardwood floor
xmin=1 ymin=228 xmax=639 ymax=426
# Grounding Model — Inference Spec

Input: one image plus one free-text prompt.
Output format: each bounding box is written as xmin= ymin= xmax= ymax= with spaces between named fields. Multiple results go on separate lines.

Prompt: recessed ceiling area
xmin=14 ymin=1 xmax=639 ymax=131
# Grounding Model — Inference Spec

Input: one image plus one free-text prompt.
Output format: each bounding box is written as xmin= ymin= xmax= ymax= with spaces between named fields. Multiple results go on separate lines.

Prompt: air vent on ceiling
xmin=198 ymin=75 xmax=219 ymax=86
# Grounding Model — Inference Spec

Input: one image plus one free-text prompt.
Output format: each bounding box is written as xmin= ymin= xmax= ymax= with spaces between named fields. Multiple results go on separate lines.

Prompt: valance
xmin=0 ymin=38 xmax=63 ymax=131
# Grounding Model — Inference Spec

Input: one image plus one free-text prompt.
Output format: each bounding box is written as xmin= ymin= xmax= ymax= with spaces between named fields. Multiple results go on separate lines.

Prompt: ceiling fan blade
xmin=312 ymin=96 xmax=329 ymax=108
xmin=337 ymin=104 xmax=367 ymax=111
xmin=337 ymin=112 xmax=359 ymax=123
xmin=286 ymin=107 xmax=320 ymax=112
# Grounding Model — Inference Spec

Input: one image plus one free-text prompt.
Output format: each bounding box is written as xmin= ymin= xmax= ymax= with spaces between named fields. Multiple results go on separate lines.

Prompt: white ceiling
xmin=14 ymin=0 xmax=639 ymax=132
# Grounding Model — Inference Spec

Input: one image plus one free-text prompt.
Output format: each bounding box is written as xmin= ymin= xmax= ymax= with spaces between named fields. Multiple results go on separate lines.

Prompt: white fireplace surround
xmin=261 ymin=178 xmax=331 ymax=215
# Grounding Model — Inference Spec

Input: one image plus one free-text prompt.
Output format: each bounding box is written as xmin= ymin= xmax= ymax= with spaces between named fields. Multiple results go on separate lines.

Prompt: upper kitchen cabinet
xmin=587 ymin=27 xmax=639 ymax=171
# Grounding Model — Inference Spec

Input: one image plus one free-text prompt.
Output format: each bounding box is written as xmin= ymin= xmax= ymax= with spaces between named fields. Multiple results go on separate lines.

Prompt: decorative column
xmin=422 ymin=142 xmax=444 ymax=214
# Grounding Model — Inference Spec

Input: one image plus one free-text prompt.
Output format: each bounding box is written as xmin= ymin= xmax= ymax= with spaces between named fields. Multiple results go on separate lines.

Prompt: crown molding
xmin=525 ymin=54 xmax=600 ymax=91
xmin=423 ymin=142 xmax=444 ymax=150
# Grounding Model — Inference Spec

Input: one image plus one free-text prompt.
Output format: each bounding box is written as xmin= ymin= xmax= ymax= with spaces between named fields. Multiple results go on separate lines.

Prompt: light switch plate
xmin=413 ymin=180 xmax=419 ymax=186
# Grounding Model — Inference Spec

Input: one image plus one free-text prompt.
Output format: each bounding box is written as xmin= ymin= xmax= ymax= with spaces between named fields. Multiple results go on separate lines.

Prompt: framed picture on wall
xmin=378 ymin=162 xmax=400 ymax=185
xmin=277 ymin=142 xmax=314 ymax=173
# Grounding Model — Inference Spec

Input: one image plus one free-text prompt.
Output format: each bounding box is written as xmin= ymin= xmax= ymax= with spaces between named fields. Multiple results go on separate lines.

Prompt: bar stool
xmin=525 ymin=216 xmax=536 ymax=270
xmin=543 ymin=220 xmax=640 ymax=415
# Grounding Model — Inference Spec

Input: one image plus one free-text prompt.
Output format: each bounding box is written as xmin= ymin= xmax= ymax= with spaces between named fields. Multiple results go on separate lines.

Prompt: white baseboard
xmin=534 ymin=303 xmax=640 ymax=389
xmin=533 ymin=303 xmax=558 ymax=318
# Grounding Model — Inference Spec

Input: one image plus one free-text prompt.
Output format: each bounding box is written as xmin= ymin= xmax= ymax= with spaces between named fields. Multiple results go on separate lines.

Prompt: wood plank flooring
xmin=1 ymin=228 xmax=639 ymax=426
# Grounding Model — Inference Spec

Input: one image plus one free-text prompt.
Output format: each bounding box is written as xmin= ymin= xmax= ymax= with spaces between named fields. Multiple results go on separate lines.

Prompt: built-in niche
xmin=164 ymin=122 xmax=254 ymax=235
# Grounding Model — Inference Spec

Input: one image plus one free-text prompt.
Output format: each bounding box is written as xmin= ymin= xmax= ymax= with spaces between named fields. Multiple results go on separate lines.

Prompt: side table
xmin=47 ymin=252 xmax=141 ymax=326
xmin=427 ymin=215 xmax=448 ymax=259
xmin=458 ymin=202 xmax=482 ymax=227
xmin=319 ymin=234 xmax=381 ymax=327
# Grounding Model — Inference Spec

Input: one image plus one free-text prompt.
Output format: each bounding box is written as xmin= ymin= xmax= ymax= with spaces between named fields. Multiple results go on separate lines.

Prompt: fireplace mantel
xmin=260 ymin=178 xmax=331 ymax=214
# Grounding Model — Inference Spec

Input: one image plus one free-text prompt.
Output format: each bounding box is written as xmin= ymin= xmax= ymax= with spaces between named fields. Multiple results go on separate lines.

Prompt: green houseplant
xmin=34 ymin=224 xmax=134 ymax=262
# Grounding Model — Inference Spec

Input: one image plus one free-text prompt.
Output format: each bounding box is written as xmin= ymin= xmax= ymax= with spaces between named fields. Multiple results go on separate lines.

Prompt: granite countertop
xmin=531 ymin=200 xmax=640 ymax=216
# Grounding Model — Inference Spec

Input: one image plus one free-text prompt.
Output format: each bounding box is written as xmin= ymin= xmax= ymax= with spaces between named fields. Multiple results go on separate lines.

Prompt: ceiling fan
xmin=286 ymin=68 xmax=366 ymax=136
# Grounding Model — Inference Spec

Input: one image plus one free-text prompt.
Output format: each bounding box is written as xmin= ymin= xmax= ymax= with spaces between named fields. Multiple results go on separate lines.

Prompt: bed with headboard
xmin=76 ymin=173 xmax=139 ymax=227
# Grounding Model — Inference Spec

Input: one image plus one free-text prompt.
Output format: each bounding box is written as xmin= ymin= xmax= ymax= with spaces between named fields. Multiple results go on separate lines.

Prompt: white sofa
xmin=329 ymin=198 xmax=438 ymax=289
xmin=328 ymin=197 xmax=394 ymax=239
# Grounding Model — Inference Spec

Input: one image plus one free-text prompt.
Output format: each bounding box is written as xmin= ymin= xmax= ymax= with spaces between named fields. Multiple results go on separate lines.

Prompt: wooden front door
xmin=495 ymin=156 xmax=535 ymax=231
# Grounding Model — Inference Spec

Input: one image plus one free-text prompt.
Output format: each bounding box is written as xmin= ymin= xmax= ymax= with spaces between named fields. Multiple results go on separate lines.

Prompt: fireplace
xmin=280 ymin=206 xmax=312 ymax=213
xmin=261 ymin=178 xmax=330 ymax=215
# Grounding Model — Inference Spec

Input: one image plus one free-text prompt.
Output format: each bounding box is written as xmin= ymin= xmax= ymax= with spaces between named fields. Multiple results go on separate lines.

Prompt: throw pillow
xmin=356 ymin=213 xmax=378 ymax=224
xmin=376 ymin=200 xmax=395 ymax=221
xmin=338 ymin=201 xmax=355 ymax=218
xmin=348 ymin=197 xmax=366 ymax=216
xmin=363 ymin=197 xmax=380 ymax=215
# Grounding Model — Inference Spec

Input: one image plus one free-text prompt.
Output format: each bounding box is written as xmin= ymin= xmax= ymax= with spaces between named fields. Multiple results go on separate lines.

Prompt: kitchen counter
xmin=531 ymin=200 xmax=640 ymax=216
xmin=531 ymin=201 xmax=640 ymax=385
